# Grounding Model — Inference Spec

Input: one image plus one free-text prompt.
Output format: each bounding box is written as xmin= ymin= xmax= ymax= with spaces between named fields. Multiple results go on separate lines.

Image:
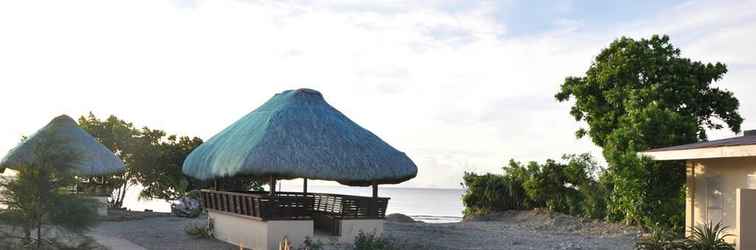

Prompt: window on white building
xmin=706 ymin=176 xmax=723 ymax=224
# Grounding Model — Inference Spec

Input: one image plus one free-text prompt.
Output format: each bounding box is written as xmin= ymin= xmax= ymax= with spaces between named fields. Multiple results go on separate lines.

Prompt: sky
xmin=1 ymin=0 xmax=756 ymax=189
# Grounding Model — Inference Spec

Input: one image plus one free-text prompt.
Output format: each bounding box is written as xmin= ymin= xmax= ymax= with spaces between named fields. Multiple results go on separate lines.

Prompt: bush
xmin=353 ymin=232 xmax=401 ymax=250
xmin=686 ymin=222 xmax=734 ymax=250
xmin=461 ymin=173 xmax=525 ymax=216
xmin=635 ymin=222 xmax=735 ymax=250
xmin=635 ymin=225 xmax=686 ymax=250
xmin=298 ymin=237 xmax=323 ymax=250
xmin=462 ymin=153 xmax=608 ymax=219
xmin=184 ymin=221 xmax=214 ymax=239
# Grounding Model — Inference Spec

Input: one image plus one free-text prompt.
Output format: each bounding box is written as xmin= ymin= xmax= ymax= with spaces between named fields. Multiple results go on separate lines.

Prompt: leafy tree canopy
xmin=556 ymin=34 xmax=742 ymax=149
xmin=555 ymin=35 xmax=743 ymax=229
xmin=78 ymin=113 xmax=263 ymax=203
xmin=77 ymin=113 xmax=205 ymax=201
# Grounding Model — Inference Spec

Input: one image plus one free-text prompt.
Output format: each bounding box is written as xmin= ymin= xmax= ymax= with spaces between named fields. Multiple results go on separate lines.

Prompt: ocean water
xmin=122 ymin=185 xmax=465 ymax=223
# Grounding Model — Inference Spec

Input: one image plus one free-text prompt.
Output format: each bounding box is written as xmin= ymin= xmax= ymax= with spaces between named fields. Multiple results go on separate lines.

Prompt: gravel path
xmin=87 ymin=233 xmax=146 ymax=250
xmin=93 ymin=216 xmax=236 ymax=250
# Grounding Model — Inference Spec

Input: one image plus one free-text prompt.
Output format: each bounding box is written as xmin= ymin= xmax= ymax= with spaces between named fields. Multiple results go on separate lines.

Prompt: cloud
xmin=0 ymin=0 xmax=754 ymax=189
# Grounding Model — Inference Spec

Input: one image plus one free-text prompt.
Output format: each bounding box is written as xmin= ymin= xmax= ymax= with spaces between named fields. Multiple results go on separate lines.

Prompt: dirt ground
xmin=89 ymin=210 xmax=639 ymax=250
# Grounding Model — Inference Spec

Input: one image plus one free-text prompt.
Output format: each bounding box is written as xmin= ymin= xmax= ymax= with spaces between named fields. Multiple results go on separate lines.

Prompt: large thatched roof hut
xmin=182 ymin=89 xmax=418 ymax=249
xmin=182 ymin=88 xmax=417 ymax=186
xmin=0 ymin=115 xmax=125 ymax=176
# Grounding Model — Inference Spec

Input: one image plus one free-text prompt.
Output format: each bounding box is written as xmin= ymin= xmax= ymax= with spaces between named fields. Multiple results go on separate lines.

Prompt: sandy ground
xmin=92 ymin=216 xmax=236 ymax=250
xmin=89 ymin=210 xmax=638 ymax=250
xmin=382 ymin=219 xmax=638 ymax=250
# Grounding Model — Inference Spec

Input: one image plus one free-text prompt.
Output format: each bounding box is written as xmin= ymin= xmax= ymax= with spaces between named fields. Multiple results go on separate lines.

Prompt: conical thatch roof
xmin=0 ymin=115 xmax=125 ymax=176
xmin=182 ymin=89 xmax=418 ymax=186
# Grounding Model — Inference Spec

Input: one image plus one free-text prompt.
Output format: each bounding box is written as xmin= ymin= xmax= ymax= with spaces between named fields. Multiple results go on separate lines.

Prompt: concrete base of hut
xmin=208 ymin=211 xmax=385 ymax=250
xmin=209 ymin=211 xmax=313 ymax=250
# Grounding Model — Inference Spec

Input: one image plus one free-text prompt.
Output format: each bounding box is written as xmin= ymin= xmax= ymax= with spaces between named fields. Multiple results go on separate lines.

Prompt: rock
xmin=171 ymin=192 xmax=202 ymax=218
xmin=386 ymin=213 xmax=416 ymax=223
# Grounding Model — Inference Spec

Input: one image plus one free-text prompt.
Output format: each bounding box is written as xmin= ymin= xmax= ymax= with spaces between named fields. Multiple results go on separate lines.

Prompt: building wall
xmin=688 ymin=157 xmax=756 ymax=243
xmin=267 ymin=220 xmax=314 ymax=249
xmin=736 ymin=189 xmax=756 ymax=250
xmin=209 ymin=211 xmax=314 ymax=250
xmin=209 ymin=212 xmax=269 ymax=249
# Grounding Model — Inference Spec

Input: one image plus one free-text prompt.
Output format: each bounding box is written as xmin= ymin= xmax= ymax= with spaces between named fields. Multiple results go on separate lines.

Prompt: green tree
xmin=0 ymin=133 xmax=98 ymax=249
xmin=78 ymin=113 xmax=263 ymax=203
xmin=130 ymin=131 xmax=204 ymax=201
xmin=555 ymin=35 xmax=742 ymax=229
xmin=77 ymin=113 xmax=138 ymax=207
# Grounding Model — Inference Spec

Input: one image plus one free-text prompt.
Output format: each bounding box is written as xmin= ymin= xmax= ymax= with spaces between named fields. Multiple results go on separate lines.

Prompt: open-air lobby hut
xmin=182 ymin=89 xmax=418 ymax=249
xmin=0 ymin=115 xmax=126 ymax=215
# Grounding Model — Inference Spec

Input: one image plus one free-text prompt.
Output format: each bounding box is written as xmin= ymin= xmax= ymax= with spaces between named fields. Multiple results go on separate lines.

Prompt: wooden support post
xmin=303 ymin=178 xmax=308 ymax=194
xmin=269 ymin=176 xmax=277 ymax=196
xmin=371 ymin=184 xmax=378 ymax=218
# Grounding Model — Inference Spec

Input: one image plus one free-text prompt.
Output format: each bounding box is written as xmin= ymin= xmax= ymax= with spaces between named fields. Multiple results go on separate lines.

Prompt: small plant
xmin=298 ymin=236 xmax=324 ymax=250
xmin=635 ymin=224 xmax=686 ymax=250
xmin=686 ymin=222 xmax=734 ymax=250
xmin=184 ymin=221 xmax=214 ymax=239
xmin=353 ymin=231 xmax=400 ymax=250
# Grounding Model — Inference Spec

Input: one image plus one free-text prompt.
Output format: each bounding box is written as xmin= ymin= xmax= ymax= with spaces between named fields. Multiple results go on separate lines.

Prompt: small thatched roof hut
xmin=0 ymin=115 xmax=125 ymax=176
xmin=182 ymin=88 xmax=417 ymax=186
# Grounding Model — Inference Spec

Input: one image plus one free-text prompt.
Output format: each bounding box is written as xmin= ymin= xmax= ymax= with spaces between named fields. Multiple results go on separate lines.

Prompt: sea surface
xmin=122 ymin=185 xmax=465 ymax=223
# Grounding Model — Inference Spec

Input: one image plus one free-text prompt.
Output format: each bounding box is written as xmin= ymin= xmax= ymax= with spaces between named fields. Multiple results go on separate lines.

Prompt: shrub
xmin=298 ymin=237 xmax=323 ymax=250
xmin=635 ymin=225 xmax=686 ymax=250
xmin=635 ymin=222 xmax=735 ymax=250
xmin=462 ymin=173 xmax=525 ymax=216
xmin=462 ymin=153 xmax=608 ymax=219
xmin=686 ymin=222 xmax=734 ymax=250
xmin=184 ymin=221 xmax=214 ymax=239
xmin=353 ymin=232 xmax=400 ymax=250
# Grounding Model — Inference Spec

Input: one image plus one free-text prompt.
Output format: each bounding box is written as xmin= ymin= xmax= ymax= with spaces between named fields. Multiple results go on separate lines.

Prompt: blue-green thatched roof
xmin=182 ymin=89 xmax=417 ymax=186
xmin=0 ymin=115 xmax=125 ymax=176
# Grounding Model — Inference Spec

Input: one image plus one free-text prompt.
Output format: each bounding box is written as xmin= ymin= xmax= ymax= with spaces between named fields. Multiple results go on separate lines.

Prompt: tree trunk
xmin=117 ymin=181 xmax=128 ymax=207
xmin=23 ymin=227 xmax=31 ymax=246
xmin=36 ymin=221 xmax=42 ymax=249
xmin=371 ymin=184 xmax=378 ymax=218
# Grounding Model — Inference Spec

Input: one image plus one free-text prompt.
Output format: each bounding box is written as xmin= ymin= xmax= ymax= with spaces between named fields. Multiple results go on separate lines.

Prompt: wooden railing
xmin=200 ymin=189 xmax=389 ymax=221
xmin=311 ymin=193 xmax=389 ymax=219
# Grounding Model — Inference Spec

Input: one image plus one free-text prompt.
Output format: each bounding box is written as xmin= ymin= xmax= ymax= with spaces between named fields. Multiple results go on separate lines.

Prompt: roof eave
xmin=641 ymin=144 xmax=756 ymax=161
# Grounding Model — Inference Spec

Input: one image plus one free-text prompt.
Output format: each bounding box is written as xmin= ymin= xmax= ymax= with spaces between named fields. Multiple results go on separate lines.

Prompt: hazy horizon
xmin=2 ymin=0 xmax=755 ymax=189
